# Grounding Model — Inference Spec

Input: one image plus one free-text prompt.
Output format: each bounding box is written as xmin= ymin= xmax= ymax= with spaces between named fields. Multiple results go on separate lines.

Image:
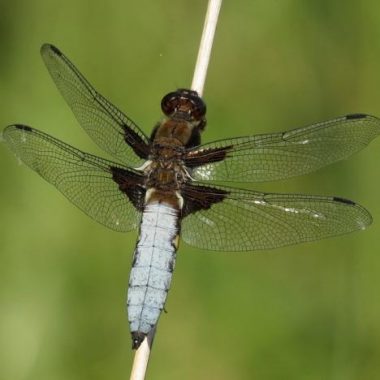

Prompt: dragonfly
xmin=3 ymin=44 xmax=380 ymax=349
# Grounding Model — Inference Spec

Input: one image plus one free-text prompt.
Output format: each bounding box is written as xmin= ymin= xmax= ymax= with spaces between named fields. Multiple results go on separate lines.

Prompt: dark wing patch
xmin=111 ymin=167 xmax=146 ymax=211
xmin=184 ymin=146 xmax=231 ymax=168
xmin=186 ymin=114 xmax=380 ymax=183
xmin=181 ymin=183 xmax=372 ymax=251
xmin=3 ymin=124 xmax=143 ymax=232
xmin=181 ymin=183 xmax=228 ymax=217
xmin=40 ymin=43 xmax=150 ymax=165
xmin=121 ymin=123 xmax=151 ymax=159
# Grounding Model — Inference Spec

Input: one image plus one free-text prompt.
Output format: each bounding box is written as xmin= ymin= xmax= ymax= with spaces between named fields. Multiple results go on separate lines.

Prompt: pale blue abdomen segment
xmin=127 ymin=202 xmax=179 ymax=344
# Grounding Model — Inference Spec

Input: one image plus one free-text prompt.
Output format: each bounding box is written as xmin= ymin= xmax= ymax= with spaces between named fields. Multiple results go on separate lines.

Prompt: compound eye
xmin=191 ymin=99 xmax=206 ymax=120
xmin=161 ymin=91 xmax=180 ymax=116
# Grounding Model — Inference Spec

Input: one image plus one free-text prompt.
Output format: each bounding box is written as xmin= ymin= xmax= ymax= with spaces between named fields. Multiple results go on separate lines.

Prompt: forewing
xmin=181 ymin=183 xmax=371 ymax=251
xmin=3 ymin=125 xmax=144 ymax=232
xmin=186 ymin=114 xmax=380 ymax=182
xmin=40 ymin=43 xmax=150 ymax=165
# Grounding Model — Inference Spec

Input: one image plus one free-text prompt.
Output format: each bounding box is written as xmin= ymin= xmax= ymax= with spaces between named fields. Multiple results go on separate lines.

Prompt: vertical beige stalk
xmin=129 ymin=1 xmax=222 ymax=379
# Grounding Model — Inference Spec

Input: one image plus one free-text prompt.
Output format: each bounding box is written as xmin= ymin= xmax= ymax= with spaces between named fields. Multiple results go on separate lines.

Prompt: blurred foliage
xmin=1 ymin=0 xmax=380 ymax=379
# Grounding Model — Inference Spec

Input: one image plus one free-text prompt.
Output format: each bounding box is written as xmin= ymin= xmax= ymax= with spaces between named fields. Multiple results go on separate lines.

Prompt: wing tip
xmin=40 ymin=43 xmax=62 ymax=57
xmin=3 ymin=124 xmax=33 ymax=138
xmin=344 ymin=113 xmax=380 ymax=123
xmin=345 ymin=113 xmax=380 ymax=132
xmin=332 ymin=196 xmax=372 ymax=226
xmin=14 ymin=124 xmax=33 ymax=132
xmin=345 ymin=113 xmax=368 ymax=120
xmin=332 ymin=196 xmax=356 ymax=206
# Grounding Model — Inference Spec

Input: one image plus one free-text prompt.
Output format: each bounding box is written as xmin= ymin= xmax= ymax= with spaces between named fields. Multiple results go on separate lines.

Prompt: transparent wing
xmin=3 ymin=124 xmax=143 ymax=232
xmin=181 ymin=183 xmax=371 ymax=251
xmin=41 ymin=43 xmax=150 ymax=166
xmin=186 ymin=114 xmax=380 ymax=182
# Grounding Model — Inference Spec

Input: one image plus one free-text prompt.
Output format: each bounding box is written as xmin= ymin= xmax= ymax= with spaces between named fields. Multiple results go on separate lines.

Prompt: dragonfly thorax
xmin=141 ymin=141 xmax=188 ymax=191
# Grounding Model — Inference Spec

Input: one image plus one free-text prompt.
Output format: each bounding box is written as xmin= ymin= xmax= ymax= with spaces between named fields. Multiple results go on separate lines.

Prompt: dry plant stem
xmin=130 ymin=328 xmax=155 ymax=380
xmin=191 ymin=0 xmax=222 ymax=96
xmin=130 ymin=340 xmax=150 ymax=380
xmin=129 ymin=1 xmax=222 ymax=379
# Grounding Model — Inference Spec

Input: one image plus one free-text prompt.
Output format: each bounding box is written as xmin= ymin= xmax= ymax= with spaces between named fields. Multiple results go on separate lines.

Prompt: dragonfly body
xmin=3 ymin=44 xmax=380 ymax=349
xmin=126 ymin=90 xmax=206 ymax=347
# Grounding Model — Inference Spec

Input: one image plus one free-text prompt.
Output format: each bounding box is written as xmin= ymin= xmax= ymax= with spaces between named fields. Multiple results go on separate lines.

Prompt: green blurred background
xmin=1 ymin=1 xmax=380 ymax=379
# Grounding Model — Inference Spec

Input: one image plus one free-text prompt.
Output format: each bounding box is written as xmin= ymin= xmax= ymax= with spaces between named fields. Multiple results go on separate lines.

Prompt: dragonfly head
xmin=161 ymin=89 xmax=207 ymax=130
